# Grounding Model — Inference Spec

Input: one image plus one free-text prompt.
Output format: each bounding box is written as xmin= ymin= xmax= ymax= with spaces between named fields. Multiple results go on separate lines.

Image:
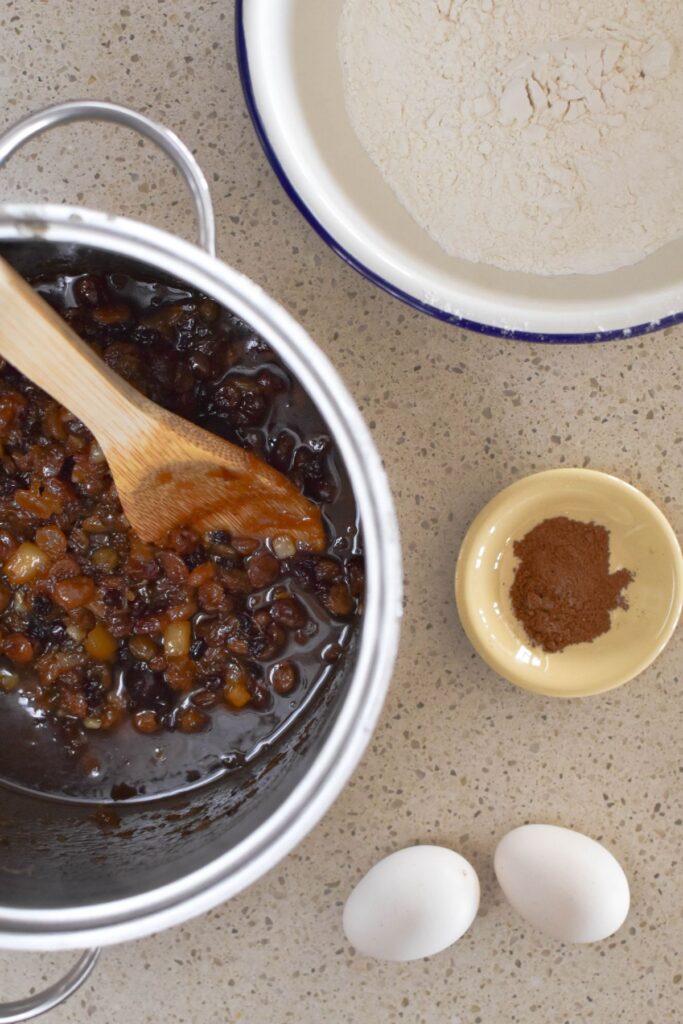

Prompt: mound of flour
xmin=339 ymin=0 xmax=683 ymax=275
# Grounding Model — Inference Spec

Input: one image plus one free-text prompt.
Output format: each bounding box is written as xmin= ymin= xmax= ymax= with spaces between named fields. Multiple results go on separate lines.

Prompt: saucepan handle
xmin=0 ymin=101 xmax=210 ymax=1016
xmin=0 ymin=99 xmax=215 ymax=256
xmin=0 ymin=948 xmax=101 ymax=1023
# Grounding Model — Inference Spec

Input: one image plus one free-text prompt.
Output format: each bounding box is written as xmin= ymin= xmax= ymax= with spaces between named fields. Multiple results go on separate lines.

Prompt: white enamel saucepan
xmin=0 ymin=101 xmax=401 ymax=1020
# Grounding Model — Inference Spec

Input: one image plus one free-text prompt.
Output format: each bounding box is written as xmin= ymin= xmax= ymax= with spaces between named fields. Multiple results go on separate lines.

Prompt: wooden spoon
xmin=0 ymin=257 xmax=326 ymax=551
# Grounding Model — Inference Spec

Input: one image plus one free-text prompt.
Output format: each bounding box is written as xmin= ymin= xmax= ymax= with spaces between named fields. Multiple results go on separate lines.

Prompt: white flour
xmin=339 ymin=0 xmax=683 ymax=275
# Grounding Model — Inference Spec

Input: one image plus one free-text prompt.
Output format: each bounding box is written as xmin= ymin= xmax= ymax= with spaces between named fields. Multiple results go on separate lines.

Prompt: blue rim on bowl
xmin=235 ymin=0 xmax=683 ymax=346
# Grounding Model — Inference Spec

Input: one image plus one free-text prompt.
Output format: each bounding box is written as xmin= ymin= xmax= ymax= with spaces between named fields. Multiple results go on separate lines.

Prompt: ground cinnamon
xmin=510 ymin=516 xmax=634 ymax=653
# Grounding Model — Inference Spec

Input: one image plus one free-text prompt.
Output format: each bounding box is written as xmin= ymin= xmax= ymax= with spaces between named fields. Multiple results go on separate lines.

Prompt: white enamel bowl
xmin=237 ymin=0 xmax=683 ymax=343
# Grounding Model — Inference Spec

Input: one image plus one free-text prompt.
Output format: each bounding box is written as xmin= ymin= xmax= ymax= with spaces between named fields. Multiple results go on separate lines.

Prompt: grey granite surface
xmin=0 ymin=2 xmax=681 ymax=1021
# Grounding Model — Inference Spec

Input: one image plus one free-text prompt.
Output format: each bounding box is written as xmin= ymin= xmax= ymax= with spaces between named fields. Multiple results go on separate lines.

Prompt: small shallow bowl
xmin=237 ymin=0 xmax=683 ymax=343
xmin=455 ymin=469 xmax=683 ymax=697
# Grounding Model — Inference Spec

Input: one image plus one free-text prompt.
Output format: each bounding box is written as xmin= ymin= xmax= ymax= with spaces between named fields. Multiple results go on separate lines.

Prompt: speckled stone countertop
xmin=1 ymin=2 xmax=682 ymax=1022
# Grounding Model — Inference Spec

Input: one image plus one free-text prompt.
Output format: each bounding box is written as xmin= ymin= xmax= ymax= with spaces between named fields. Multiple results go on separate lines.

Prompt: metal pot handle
xmin=0 ymin=948 xmax=101 ymax=1023
xmin=0 ymin=102 xmax=214 ymax=1017
xmin=0 ymin=99 xmax=216 ymax=256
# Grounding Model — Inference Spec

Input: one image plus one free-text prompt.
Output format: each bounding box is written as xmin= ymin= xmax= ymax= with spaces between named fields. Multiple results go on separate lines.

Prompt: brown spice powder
xmin=510 ymin=516 xmax=634 ymax=654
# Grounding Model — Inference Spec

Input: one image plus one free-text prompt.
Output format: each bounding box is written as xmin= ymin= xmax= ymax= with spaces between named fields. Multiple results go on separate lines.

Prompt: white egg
xmin=343 ymin=845 xmax=480 ymax=961
xmin=494 ymin=824 xmax=630 ymax=943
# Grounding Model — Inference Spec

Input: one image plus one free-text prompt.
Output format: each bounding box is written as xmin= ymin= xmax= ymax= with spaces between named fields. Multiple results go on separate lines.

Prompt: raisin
xmin=178 ymin=706 xmax=209 ymax=733
xmin=52 ymin=576 xmax=97 ymax=610
xmin=248 ymin=682 xmax=271 ymax=711
xmin=246 ymin=549 xmax=280 ymax=588
xmin=323 ymin=581 xmax=354 ymax=617
xmin=125 ymin=667 xmax=174 ymax=713
xmin=270 ymin=597 xmax=308 ymax=629
xmin=271 ymin=661 xmax=298 ymax=696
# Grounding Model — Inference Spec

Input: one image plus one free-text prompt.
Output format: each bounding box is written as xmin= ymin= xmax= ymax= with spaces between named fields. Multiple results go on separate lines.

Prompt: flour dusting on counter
xmin=339 ymin=0 xmax=683 ymax=275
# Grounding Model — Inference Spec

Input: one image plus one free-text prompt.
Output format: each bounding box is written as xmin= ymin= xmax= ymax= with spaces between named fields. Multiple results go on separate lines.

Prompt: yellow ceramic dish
xmin=455 ymin=469 xmax=683 ymax=698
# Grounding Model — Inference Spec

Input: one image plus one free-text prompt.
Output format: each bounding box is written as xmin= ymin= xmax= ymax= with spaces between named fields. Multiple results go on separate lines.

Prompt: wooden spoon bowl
xmin=0 ymin=257 xmax=326 ymax=550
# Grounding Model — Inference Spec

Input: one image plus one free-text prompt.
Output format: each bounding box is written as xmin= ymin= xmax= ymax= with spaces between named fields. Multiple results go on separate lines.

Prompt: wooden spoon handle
xmin=0 ymin=256 xmax=151 ymax=446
